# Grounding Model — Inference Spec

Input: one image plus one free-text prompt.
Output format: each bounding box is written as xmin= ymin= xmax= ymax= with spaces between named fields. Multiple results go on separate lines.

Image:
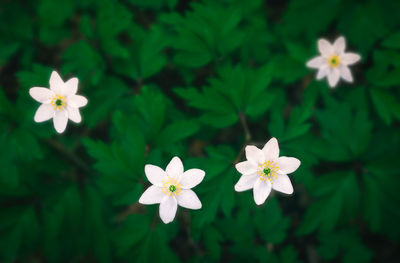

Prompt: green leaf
xmin=38 ymin=0 xmax=74 ymax=26
xmin=318 ymin=230 xmax=373 ymax=263
xmin=192 ymin=145 xmax=236 ymax=227
xmin=297 ymin=171 xmax=360 ymax=235
xmin=370 ymin=88 xmax=400 ymax=125
xmin=382 ymin=30 xmax=400 ymax=49
xmin=203 ymin=226 xmax=224 ymax=260
xmin=130 ymin=86 xmax=167 ymax=140
xmin=114 ymin=214 xmax=150 ymax=257
xmin=254 ymin=198 xmax=290 ymax=244
xmin=155 ymin=120 xmax=199 ymax=147
xmin=175 ymin=64 xmax=273 ymax=128
xmin=127 ymin=0 xmax=178 ymax=10
xmin=314 ymin=91 xmax=372 ymax=161
xmin=0 ymin=42 xmax=19 ymax=66
xmin=85 ymin=76 xmax=129 ymax=128
xmin=338 ymin=0 xmax=389 ymax=54
xmin=0 ymin=133 xmax=18 ymax=189
xmin=112 ymin=26 xmax=169 ymax=80
xmin=62 ymin=40 xmax=105 ymax=85
xmin=0 ymin=206 xmax=39 ymax=262
xmin=280 ymin=0 xmax=340 ymax=39
xmin=279 ymin=246 xmax=302 ymax=263
xmin=362 ymin=153 xmax=400 ymax=238
xmin=115 ymin=216 xmax=179 ymax=263
xmin=83 ymin=138 xmax=133 ymax=176
xmin=161 ymin=1 xmax=244 ymax=67
xmin=84 ymin=186 xmax=111 ymax=263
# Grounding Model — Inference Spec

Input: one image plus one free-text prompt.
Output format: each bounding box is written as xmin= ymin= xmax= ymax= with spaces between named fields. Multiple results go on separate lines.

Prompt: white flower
xmin=234 ymin=138 xmax=300 ymax=205
xmin=29 ymin=70 xmax=88 ymax=133
xmin=306 ymin=36 xmax=361 ymax=88
xmin=139 ymin=156 xmax=205 ymax=224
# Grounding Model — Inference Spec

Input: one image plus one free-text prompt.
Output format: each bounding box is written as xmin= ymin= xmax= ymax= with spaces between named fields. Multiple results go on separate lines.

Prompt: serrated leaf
xmin=298 ymin=171 xmax=360 ymax=235
xmin=318 ymin=230 xmax=373 ymax=263
xmin=155 ymin=120 xmax=199 ymax=147
xmin=254 ymin=198 xmax=290 ymax=244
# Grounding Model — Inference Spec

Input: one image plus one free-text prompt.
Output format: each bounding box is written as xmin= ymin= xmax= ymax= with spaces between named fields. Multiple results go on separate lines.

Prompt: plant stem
xmin=239 ymin=112 xmax=251 ymax=142
xmin=45 ymin=139 xmax=90 ymax=172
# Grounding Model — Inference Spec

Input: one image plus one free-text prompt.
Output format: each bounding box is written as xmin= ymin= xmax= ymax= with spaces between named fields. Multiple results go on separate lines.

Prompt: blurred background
xmin=1 ymin=0 xmax=400 ymax=262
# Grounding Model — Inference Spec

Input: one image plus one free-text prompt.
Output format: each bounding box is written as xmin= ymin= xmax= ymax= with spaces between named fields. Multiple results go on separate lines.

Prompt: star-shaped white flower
xmin=29 ymin=71 xmax=88 ymax=133
xmin=234 ymin=138 xmax=300 ymax=205
xmin=306 ymin=36 xmax=361 ymax=88
xmin=139 ymin=157 xmax=205 ymax=224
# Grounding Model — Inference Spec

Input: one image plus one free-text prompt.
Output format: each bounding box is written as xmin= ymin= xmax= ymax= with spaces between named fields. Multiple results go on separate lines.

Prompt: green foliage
xmin=175 ymin=63 xmax=274 ymax=127
xmin=161 ymin=0 xmax=245 ymax=67
xmin=318 ymin=230 xmax=373 ymax=263
xmin=0 ymin=0 xmax=399 ymax=262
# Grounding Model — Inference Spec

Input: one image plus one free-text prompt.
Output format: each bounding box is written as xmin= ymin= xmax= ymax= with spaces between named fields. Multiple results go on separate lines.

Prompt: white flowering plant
xmin=0 ymin=0 xmax=399 ymax=262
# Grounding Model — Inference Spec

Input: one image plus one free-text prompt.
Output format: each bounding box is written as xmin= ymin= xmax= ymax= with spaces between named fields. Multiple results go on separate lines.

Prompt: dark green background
xmin=1 ymin=0 xmax=400 ymax=262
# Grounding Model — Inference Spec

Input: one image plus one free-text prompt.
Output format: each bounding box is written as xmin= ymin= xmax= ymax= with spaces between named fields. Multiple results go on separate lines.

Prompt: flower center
xmin=328 ymin=55 xmax=340 ymax=68
xmin=169 ymin=185 xmax=176 ymax=192
xmin=162 ymin=178 xmax=181 ymax=196
xmin=50 ymin=95 xmax=66 ymax=111
xmin=257 ymin=160 xmax=279 ymax=183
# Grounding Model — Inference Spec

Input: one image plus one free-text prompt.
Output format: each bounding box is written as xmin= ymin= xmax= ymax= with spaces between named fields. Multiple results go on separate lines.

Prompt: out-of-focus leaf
xmin=175 ymin=64 xmax=274 ymax=128
xmin=254 ymin=198 xmax=290 ymax=244
xmin=318 ymin=230 xmax=373 ymax=263
xmin=62 ymin=41 xmax=105 ymax=85
xmin=313 ymin=89 xmax=372 ymax=161
xmin=297 ymin=171 xmax=360 ymax=235
xmin=160 ymin=1 xmax=244 ymax=67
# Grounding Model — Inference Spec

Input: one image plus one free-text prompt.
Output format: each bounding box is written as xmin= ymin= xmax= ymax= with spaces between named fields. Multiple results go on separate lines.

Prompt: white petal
xmin=333 ymin=36 xmax=346 ymax=55
xmin=145 ymin=164 xmax=167 ymax=186
xmin=139 ymin=185 xmax=164 ymax=204
xmin=29 ymin=87 xmax=54 ymax=103
xmin=49 ymin=71 xmax=64 ymax=94
xmin=262 ymin=137 xmax=279 ymax=161
xmin=179 ymin=169 xmax=205 ymax=189
xmin=306 ymin=56 xmax=325 ymax=68
xmin=277 ymin=156 xmax=301 ymax=174
xmin=64 ymin=77 xmax=78 ymax=95
xmin=327 ymin=68 xmax=340 ymax=88
xmin=316 ymin=64 xmax=329 ymax=80
xmin=235 ymin=161 xmax=257 ymax=175
xmin=166 ymin=156 xmax=184 ymax=178
xmin=234 ymin=173 xmax=258 ymax=192
xmin=341 ymin=53 xmax=361 ymax=65
xmin=339 ymin=66 xmax=353 ymax=82
xmin=318 ymin=39 xmax=334 ymax=57
xmin=67 ymin=95 xmax=87 ymax=108
xmin=34 ymin=104 xmax=54 ymax=122
xmin=176 ymin=189 xmax=202 ymax=209
xmin=253 ymin=179 xmax=271 ymax=205
xmin=53 ymin=110 xmax=68 ymax=133
xmin=159 ymin=196 xmax=178 ymax=224
xmin=67 ymin=106 xmax=81 ymax=123
xmin=245 ymin=145 xmax=264 ymax=165
xmin=272 ymin=174 xmax=293 ymax=194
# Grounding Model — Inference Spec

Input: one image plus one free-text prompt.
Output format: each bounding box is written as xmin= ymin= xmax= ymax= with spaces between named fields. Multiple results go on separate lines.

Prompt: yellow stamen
xmin=257 ymin=160 xmax=279 ymax=183
xmin=328 ymin=55 xmax=340 ymax=68
xmin=162 ymin=178 xmax=181 ymax=196
xmin=50 ymin=95 xmax=67 ymax=111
